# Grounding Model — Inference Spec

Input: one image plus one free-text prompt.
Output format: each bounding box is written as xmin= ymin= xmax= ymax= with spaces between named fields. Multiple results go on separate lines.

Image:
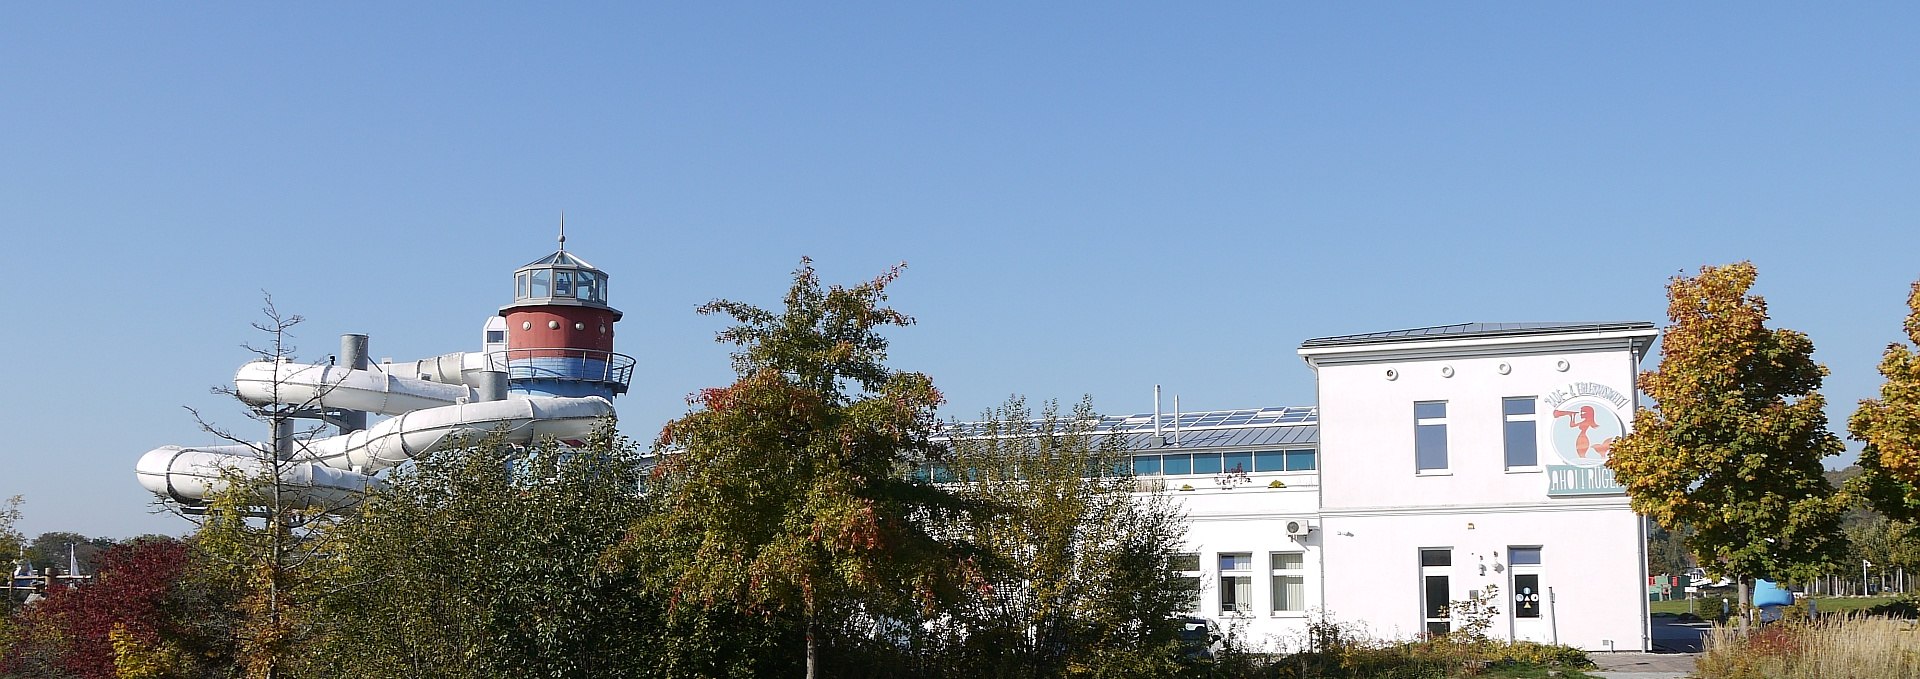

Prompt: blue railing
xmin=486 ymin=348 xmax=636 ymax=391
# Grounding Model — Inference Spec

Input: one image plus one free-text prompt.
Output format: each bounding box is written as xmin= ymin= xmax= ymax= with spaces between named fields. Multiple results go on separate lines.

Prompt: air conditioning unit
xmin=1284 ymin=519 xmax=1312 ymax=537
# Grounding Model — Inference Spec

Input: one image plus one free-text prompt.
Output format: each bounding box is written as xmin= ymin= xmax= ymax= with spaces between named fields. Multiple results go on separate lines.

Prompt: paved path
xmin=1588 ymin=651 xmax=1696 ymax=678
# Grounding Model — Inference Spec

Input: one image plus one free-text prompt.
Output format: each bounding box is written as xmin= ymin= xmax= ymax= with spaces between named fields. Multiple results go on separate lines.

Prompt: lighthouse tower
xmin=497 ymin=231 xmax=632 ymax=400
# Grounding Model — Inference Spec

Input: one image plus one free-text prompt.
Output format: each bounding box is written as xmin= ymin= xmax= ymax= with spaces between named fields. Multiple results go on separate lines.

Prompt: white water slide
xmin=137 ymin=356 xmax=613 ymax=509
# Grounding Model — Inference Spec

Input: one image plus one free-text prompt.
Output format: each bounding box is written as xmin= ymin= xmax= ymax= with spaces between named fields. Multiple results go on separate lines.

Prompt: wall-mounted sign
xmin=1542 ymin=382 xmax=1630 ymax=496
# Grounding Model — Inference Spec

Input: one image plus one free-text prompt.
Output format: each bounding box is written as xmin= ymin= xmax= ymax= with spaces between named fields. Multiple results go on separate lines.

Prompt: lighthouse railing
xmin=483 ymin=348 xmax=636 ymax=390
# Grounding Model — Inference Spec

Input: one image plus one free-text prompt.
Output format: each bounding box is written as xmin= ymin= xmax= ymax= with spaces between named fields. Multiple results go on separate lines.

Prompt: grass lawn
xmin=1649 ymin=595 xmax=1898 ymax=616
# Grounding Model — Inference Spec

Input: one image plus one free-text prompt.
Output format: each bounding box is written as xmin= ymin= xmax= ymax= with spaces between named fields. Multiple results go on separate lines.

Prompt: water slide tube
xmin=137 ymin=357 xmax=613 ymax=508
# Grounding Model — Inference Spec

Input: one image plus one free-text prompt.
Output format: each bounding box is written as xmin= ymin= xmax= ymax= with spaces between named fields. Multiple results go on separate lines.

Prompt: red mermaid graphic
xmin=1553 ymin=405 xmax=1613 ymax=459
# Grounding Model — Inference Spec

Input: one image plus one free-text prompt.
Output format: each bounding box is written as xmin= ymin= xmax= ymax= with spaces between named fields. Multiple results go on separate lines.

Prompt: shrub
xmin=1696 ymin=614 xmax=1920 ymax=679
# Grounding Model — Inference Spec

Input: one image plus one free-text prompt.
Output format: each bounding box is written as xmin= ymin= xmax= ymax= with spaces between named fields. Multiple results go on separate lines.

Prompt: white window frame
xmin=1504 ymin=396 xmax=1541 ymax=472
xmin=1420 ymin=547 xmax=1452 ymax=637
xmin=1415 ymin=401 xmax=1450 ymax=475
xmin=1269 ymin=551 xmax=1307 ymax=616
xmin=1173 ymin=552 xmax=1203 ymax=613
xmin=1219 ymin=552 xmax=1253 ymax=616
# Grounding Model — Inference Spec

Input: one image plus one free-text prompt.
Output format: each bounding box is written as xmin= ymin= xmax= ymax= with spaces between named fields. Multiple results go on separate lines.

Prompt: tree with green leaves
xmin=923 ymin=396 xmax=1199 ymax=678
xmin=24 ymin=533 xmax=111 ymax=577
xmin=0 ymin=496 xmax=22 ymax=567
xmin=176 ymin=295 xmax=361 ymax=679
xmin=622 ymin=260 xmax=978 ymax=679
xmin=1849 ymin=280 xmax=1920 ymax=521
xmin=1608 ymin=262 xmax=1848 ymax=628
xmin=294 ymin=429 xmax=695 ymax=678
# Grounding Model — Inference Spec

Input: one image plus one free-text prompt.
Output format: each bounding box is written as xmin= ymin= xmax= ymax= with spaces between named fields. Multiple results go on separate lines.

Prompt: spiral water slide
xmin=136 ymin=356 xmax=613 ymax=509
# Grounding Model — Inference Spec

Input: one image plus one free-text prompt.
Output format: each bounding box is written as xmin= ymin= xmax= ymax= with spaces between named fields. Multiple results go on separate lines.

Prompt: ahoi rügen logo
xmin=1542 ymin=382 xmax=1631 ymax=496
xmin=1542 ymin=382 xmax=1630 ymax=469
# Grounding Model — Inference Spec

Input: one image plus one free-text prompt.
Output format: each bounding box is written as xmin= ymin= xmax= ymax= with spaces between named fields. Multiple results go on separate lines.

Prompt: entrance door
xmin=1508 ymin=547 xmax=1546 ymax=642
xmin=1420 ymin=548 xmax=1452 ymax=637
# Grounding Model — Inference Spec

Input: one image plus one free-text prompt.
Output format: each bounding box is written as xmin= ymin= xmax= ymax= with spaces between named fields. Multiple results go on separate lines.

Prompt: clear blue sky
xmin=2 ymin=4 xmax=1914 ymax=539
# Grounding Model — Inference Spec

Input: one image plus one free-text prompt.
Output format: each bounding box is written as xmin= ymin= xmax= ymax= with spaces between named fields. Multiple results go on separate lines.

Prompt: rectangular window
xmin=1220 ymin=553 xmax=1253 ymax=614
xmin=1420 ymin=548 xmax=1452 ymax=567
xmin=1509 ymin=547 xmax=1542 ymax=565
xmin=1132 ymin=455 xmax=1162 ymax=476
xmin=1253 ymin=449 xmax=1319 ymax=472
xmin=1223 ymin=451 xmax=1253 ymax=474
xmin=1193 ymin=453 xmax=1223 ymax=475
xmin=1173 ymin=553 xmax=1202 ymax=611
xmin=516 ymin=272 xmax=529 ymax=299
xmin=554 ymin=270 xmax=574 ymax=297
xmin=1270 ymin=552 xmax=1305 ymax=613
xmin=485 ymin=330 xmax=506 ymax=344
xmin=1415 ymin=401 xmax=1449 ymax=471
xmin=530 ymin=269 xmax=551 ymax=297
xmin=1163 ymin=454 xmax=1192 ymax=476
xmin=1504 ymin=397 xmax=1539 ymax=468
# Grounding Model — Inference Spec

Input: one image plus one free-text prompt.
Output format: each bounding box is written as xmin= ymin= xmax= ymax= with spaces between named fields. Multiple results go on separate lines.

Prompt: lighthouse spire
xmin=558 ymin=211 xmax=567 ymax=252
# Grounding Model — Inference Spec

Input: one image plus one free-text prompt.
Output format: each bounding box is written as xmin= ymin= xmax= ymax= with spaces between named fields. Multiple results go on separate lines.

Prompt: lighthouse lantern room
xmin=497 ymin=234 xmax=632 ymax=400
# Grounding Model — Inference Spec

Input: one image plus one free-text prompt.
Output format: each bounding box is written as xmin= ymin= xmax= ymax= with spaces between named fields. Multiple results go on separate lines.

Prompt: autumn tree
xmin=921 ymin=396 xmax=1199 ymax=678
xmin=1 ymin=538 xmax=220 ymax=679
xmin=623 ymin=260 xmax=979 ymax=679
xmin=1849 ymin=280 xmax=1920 ymax=520
xmin=177 ymin=294 xmax=361 ymax=679
xmin=1608 ymin=262 xmax=1847 ymax=625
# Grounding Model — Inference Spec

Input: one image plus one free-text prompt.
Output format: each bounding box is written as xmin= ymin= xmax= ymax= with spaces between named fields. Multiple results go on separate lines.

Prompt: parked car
xmin=1176 ymin=617 xmax=1223 ymax=660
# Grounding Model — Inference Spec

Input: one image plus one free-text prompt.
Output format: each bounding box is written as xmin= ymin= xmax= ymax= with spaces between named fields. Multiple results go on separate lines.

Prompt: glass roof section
xmin=935 ymin=405 xmax=1317 ymax=441
xmin=518 ymin=250 xmax=600 ymax=272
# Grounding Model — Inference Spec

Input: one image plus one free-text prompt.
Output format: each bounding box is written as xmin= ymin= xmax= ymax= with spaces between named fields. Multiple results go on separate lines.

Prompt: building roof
xmin=517 ymin=250 xmax=601 ymax=272
xmin=934 ymin=406 xmax=1319 ymax=451
xmin=1298 ymin=321 xmax=1655 ymax=349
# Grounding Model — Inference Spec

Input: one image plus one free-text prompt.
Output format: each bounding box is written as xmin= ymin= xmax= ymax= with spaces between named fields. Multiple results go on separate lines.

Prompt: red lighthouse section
xmin=497 ymin=248 xmax=633 ymax=399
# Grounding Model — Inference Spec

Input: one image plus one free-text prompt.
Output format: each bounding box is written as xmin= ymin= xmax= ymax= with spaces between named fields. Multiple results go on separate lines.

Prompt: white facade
xmin=1141 ymin=322 xmax=1657 ymax=652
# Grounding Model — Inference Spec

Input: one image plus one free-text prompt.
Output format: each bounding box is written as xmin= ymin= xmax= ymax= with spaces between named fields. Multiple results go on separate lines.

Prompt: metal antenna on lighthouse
xmin=558 ymin=211 xmax=567 ymax=252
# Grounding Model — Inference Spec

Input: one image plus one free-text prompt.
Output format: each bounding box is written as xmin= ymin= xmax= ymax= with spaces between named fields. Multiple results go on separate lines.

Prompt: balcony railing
xmin=484 ymin=348 xmax=636 ymax=392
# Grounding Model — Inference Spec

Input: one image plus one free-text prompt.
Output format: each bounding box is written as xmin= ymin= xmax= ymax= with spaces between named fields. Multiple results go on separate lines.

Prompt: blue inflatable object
xmin=1752 ymin=579 xmax=1794 ymax=608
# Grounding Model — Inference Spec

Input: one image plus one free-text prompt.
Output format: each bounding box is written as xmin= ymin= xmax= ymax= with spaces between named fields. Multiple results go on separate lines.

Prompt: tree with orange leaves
xmin=1608 ymin=262 xmax=1847 ymax=628
xmin=1849 ymin=280 xmax=1920 ymax=520
xmin=625 ymin=259 xmax=980 ymax=679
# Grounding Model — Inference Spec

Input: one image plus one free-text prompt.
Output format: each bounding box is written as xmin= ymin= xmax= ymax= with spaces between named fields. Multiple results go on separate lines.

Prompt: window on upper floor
xmin=1504 ymin=397 xmax=1539 ymax=469
xmin=1415 ymin=401 xmax=1448 ymax=472
xmin=1254 ymin=449 xmax=1317 ymax=472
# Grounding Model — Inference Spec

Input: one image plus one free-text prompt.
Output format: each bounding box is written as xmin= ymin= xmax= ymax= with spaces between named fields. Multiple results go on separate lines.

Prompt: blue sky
xmin=1 ymin=3 xmax=1914 ymax=538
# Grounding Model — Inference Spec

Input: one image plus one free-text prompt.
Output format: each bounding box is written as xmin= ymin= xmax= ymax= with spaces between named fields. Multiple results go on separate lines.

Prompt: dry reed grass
xmin=1695 ymin=614 xmax=1920 ymax=679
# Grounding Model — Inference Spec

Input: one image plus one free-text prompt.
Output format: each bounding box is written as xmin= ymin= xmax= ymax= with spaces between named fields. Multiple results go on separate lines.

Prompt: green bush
xmin=1864 ymin=594 xmax=1920 ymax=619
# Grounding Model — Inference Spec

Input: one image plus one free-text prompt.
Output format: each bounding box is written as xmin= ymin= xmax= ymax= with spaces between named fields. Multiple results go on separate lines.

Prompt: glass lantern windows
xmin=577 ymin=271 xmax=600 ymax=302
xmin=530 ymin=269 xmax=551 ymax=298
xmin=514 ymin=266 xmax=608 ymax=303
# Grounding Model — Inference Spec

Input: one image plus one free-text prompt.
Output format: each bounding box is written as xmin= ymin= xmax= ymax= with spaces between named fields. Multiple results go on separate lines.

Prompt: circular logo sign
xmin=1549 ymin=398 xmax=1623 ymax=468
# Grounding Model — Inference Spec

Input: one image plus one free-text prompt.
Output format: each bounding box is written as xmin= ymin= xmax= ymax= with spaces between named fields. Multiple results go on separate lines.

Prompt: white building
xmin=955 ymin=321 xmax=1660 ymax=652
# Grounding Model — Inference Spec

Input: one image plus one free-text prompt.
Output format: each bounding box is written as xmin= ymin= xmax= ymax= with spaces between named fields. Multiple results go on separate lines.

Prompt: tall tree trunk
xmin=1736 ymin=578 xmax=1749 ymax=635
xmin=805 ymin=613 xmax=817 ymax=679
